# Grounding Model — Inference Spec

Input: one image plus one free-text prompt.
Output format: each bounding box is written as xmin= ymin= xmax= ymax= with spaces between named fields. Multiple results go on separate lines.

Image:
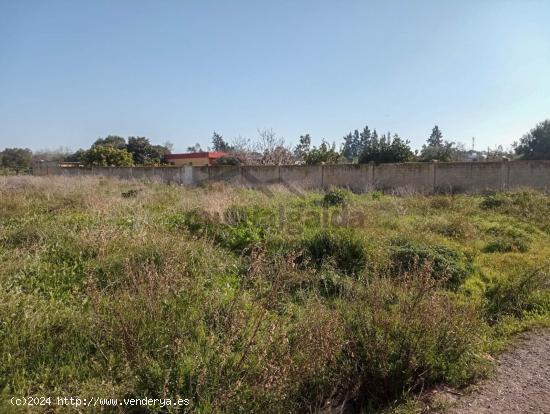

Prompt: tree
xmin=419 ymin=141 xmax=457 ymax=162
xmin=514 ymin=120 xmax=550 ymax=160
xmin=294 ymin=134 xmax=311 ymax=160
xmin=126 ymin=137 xmax=169 ymax=165
xmin=186 ymin=143 xmax=203 ymax=153
xmin=163 ymin=141 xmax=174 ymax=153
xmin=65 ymin=149 xmax=86 ymax=162
xmin=211 ymin=131 xmax=231 ymax=152
xmin=341 ymin=129 xmax=361 ymax=160
xmin=0 ymin=148 xmax=33 ymax=172
xmin=358 ymin=132 xmax=414 ymax=164
xmin=419 ymin=126 xmax=461 ymax=162
xmin=427 ymin=125 xmax=443 ymax=147
xmin=32 ymin=147 xmax=72 ymax=163
xmin=215 ymin=155 xmax=241 ymax=166
xmin=255 ymin=129 xmax=295 ymax=165
xmin=359 ymin=125 xmax=371 ymax=151
xmin=304 ymin=141 xmax=340 ymax=165
xmin=80 ymin=145 xmax=134 ymax=167
xmin=342 ymin=125 xmax=373 ymax=161
xmin=93 ymin=135 xmax=126 ymax=149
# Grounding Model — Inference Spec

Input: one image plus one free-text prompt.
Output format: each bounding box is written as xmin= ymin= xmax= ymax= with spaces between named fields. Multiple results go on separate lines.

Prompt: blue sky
xmin=1 ymin=0 xmax=549 ymax=153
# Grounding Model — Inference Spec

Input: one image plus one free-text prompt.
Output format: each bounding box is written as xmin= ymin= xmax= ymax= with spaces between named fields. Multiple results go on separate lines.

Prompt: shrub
xmin=215 ymin=156 xmax=241 ymax=166
xmin=121 ymin=189 xmax=140 ymax=198
xmin=482 ymin=225 xmax=531 ymax=253
xmin=480 ymin=192 xmax=550 ymax=233
xmin=370 ymin=191 xmax=383 ymax=200
xmin=483 ymin=266 xmax=550 ymax=322
xmin=322 ymin=188 xmax=349 ymax=207
xmin=181 ymin=209 xmax=218 ymax=237
xmin=302 ymin=229 xmax=366 ymax=276
xmin=343 ymin=273 xmax=487 ymax=409
xmin=483 ymin=238 xmax=529 ymax=253
xmin=430 ymin=215 xmax=475 ymax=240
xmin=390 ymin=240 xmax=473 ymax=289
xmin=480 ymin=193 xmax=508 ymax=209
xmin=220 ymin=206 xmax=275 ymax=252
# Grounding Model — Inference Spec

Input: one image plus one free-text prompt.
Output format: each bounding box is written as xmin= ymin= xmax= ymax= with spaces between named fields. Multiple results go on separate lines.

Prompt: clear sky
xmin=1 ymin=0 xmax=549 ymax=153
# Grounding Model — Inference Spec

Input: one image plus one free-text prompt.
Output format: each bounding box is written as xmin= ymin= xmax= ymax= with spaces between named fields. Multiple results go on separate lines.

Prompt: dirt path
xmin=446 ymin=329 xmax=550 ymax=414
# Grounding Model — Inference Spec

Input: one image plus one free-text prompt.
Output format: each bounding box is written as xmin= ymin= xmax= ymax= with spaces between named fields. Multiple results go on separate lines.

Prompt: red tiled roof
xmin=164 ymin=151 xmax=228 ymax=160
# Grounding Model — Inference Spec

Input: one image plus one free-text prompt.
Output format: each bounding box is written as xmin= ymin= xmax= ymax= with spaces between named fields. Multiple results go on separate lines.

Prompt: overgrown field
xmin=1 ymin=177 xmax=549 ymax=413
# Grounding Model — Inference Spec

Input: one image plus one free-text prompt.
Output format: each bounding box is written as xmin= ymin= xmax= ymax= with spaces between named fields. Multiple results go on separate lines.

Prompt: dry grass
xmin=0 ymin=176 xmax=549 ymax=413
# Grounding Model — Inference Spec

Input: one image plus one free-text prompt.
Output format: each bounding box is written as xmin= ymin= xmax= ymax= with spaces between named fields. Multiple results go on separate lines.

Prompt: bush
xmin=482 ymin=225 xmax=531 ymax=253
xmin=480 ymin=193 xmax=508 ymax=210
xmin=480 ymin=192 xmax=550 ymax=233
xmin=176 ymin=206 xmax=274 ymax=253
xmin=215 ymin=156 xmax=241 ymax=166
xmin=483 ymin=238 xmax=529 ymax=253
xmin=483 ymin=266 xmax=550 ymax=322
xmin=430 ymin=215 xmax=475 ymax=240
xmin=390 ymin=240 xmax=473 ymax=289
xmin=322 ymin=189 xmax=349 ymax=207
xmin=343 ymin=274 xmax=486 ymax=408
xmin=302 ymin=229 xmax=366 ymax=276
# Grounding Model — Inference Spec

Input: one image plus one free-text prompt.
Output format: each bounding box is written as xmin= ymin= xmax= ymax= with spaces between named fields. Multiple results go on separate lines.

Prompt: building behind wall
xmin=164 ymin=151 xmax=227 ymax=166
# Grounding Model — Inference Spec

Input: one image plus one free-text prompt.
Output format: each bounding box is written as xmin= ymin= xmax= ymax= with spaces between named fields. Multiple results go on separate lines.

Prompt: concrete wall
xmin=280 ymin=165 xmax=323 ymax=190
xmin=322 ymin=164 xmax=371 ymax=192
xmin=242 ymin=166 xmax=280 ymax=186
xmin=508 ymin=161 xmax=550 ymax=190
xmin=435 ymin=162 xmax=503 ymax=192
xmin=374 ymin=163 xmax=433 ymax=192
xmin=33 ymin=161 xmax=550 ymax=193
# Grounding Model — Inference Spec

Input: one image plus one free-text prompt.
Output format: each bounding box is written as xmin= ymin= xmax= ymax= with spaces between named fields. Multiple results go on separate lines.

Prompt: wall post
xmin=367 ymin=162 xmax=374 ymax=190
xmin=500 ymin=160 xmax=509 ymax=191
xmin=430 ymin=162 xmax=437 ymax=193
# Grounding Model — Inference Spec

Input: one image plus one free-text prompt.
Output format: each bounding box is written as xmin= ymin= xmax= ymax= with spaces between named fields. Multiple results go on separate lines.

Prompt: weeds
xmin=322 ymin=188 xmax=349 ymax=207
xmin=482 ymin=224 xmax=531 ymax=253
xmin=0 ymin=177 xmax=548 ymax=413
xmin=302 ymin=229 xmax=366 ymax=276
xmin=390 ymin=239 xmax=473 ymax=290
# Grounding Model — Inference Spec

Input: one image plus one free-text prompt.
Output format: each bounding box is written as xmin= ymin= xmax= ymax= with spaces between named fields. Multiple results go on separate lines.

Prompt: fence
xmin=33 ymin=160 xmax=550 ymax=193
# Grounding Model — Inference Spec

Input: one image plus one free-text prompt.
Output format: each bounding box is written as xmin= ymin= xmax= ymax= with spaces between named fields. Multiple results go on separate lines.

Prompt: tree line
xmin=1 ymin=119 xmax=549 ymax=172
xmin=205 ymin=120 xmax=550 ymax=166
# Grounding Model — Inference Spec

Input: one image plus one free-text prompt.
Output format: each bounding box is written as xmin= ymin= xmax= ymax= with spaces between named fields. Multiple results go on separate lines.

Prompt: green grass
xmin=0 ymin=176 xmax=549 ymax=413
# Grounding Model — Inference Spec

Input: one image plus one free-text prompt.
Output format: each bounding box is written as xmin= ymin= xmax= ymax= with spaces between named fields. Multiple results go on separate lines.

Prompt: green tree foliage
xmin=427 ymin=125 xmax=443 ymax=147
xmin=341 ymin=130 xmax=360 ymax=160
xmin=420 ymin=141 xmax=458 ymax=162
xmin=64 ymin=149 xmax=86 ymax=163
xmin=93 ymin=135 xmax=126 ymax=149
xmin=70 ymin=135 xmax=170 ymax=165
xmin=126 ymin=137 xmax=170 ymax=165
xmin=358 ymin=132 xmax=414 ymax=164
xmin=215 ymin=156 xmax=241 ymax=166
xmin=294 ymin=134 xmax=312 ymax=160
xmin=514 ymin=120 xmax=550 ymax=160
xmin=342 ymin=126 xmax=378 ymax=163
xmin=0 ymin=148 xmax=33 ymax=172
xmin=80 ymin=145 xmax=134 ymax=167
xmin=341 ymin=126 xmax=373 ymax=161
xmin=211 ymin=131 xmax=231 ymax=152
xmin=420 ymin=126 xmax=460 ymax=162
xmin=304 ymin=141 xmax=340 ymax=165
